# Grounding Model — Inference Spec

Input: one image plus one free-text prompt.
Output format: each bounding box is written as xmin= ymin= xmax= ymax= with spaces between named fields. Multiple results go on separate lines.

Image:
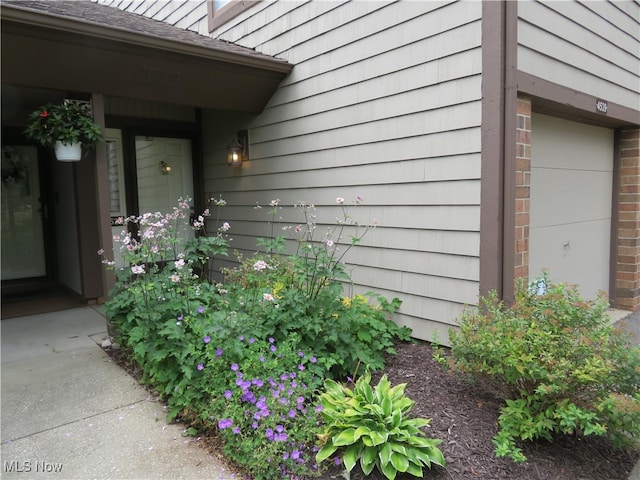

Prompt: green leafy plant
xmin=24 ymin=99 xmax=103 ymax=148
xmin=449 ymin=276 xmax=640 ymax=462
xmin=316 ymin=371 xmax=445 ymax=479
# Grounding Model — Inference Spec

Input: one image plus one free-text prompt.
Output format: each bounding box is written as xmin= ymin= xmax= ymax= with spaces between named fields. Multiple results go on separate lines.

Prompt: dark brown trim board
xmin=479 ymin=0 xmax=507 ymax=299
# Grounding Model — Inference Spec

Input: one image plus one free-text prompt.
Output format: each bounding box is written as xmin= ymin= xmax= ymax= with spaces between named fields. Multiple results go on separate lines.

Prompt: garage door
xmin=529 ymin=113 xmax=614 ymax=299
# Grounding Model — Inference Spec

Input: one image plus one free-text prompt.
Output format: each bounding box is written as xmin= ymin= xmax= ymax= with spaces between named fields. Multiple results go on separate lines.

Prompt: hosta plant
xmin=316 ymin=371 xmax=445 ymax=479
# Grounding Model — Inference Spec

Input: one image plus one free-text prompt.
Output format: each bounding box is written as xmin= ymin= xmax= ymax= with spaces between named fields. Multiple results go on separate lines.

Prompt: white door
xmin=1 ymin=146 xmax=46 ymax=279
xmin=135 ymin=136 xmax=195 ymax=251
xmin=529 ymin=114 xmax=613 ymax=299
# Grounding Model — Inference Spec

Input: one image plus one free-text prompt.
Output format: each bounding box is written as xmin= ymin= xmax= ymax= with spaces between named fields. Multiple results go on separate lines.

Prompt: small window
xmin=207 ymin=0 xmax=258 ymax=32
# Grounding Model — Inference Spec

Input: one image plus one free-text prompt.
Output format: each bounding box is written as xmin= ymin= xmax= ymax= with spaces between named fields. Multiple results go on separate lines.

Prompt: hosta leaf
xmin=379 ymin=442 xmax=392 ymax=465
xmin=381 ymin=396 xmax=393 ymax=417
xmin=343 ymin=444 xmax=360 ymax=472
xmin=368 ymin=430 xmax=388 ymax=446
xmin=333 ymin=428 xmax=357 ymax=446
xmin=390 ymin=452 xmax=410 ymax=472
xmin=380 ymin=459 xmax=398 ymax=480
xmin=316 ymin=443 xmax=338 ymax=463
xmin=361 ymin=446 xmax=377 ymax=475
xmin=405 ymin=462 xmax=424 ymax=477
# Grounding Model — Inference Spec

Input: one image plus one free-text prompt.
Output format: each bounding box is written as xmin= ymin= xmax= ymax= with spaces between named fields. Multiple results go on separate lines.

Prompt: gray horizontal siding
xmin=518 ymin=0 xmax=640 ymax=107
xmin=203 ymin=0 xmax=483 ymax=342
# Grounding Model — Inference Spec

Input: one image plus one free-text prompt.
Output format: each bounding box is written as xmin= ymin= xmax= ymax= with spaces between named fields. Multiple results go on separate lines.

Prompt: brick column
xmin=514 ymin=94 xmax=531 ymax=282
xmin=615 ymin=128 xmax=640 ymax=311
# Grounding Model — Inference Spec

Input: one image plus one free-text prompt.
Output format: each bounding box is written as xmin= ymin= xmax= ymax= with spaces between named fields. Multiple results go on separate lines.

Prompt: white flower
xmin=263 ymin=293 xmax=274 ymax=302
xmin=221 ymin=222 xmax=230 ymax=231
xmin=325 ymin=240 xmax=334 ymax=247
xmin=131 ymin=265 xmax=145 ymax=275
xmin=336 ymin=197 xmax=345 ymax=204
xmin=175 ymin=259 xmax=186 ymax=269
xmin=97 ymin=249 xmax=105 ymax=256
xmin=170 ymin=274 xmax=180 ymax=283
xmin=253 ymin=260 xmax=269 ymax=271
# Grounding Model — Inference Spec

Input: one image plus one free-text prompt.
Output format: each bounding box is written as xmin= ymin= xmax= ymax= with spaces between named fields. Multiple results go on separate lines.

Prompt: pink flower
xmin=325 ymin=240 xmax=334 ymax=247
xmin=253 ymin=260 xmax=268 ymax=271
xmin=270 ymin=199 xmax=280 ymax=207
xmin=336 ymin=197 xmax=345 ymax=204
xmin=221 ymin=222 xmax=230 ymax=231
xmin=263 ymin=293 xmax=274 ymax=302
xmin=174 ymin=259 xmax=185 ymax=269
xmin=170 ymin=274 xmax=180 ymax=283
xmin=131 ymin=265 xmax=145 ymax=275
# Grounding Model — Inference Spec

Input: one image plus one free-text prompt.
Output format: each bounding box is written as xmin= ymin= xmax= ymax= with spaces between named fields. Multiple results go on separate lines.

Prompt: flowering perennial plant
xmin=102 ymin=195 xmax=412 ymax=479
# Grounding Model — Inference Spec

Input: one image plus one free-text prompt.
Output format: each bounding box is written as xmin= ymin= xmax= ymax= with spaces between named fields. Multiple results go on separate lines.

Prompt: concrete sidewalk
xmin=1 ymin=307 xmax=237 ymax=479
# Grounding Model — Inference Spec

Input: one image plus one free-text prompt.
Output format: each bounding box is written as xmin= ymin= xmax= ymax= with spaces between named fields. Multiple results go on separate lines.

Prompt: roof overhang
xmin=1 ymin=2 xmax=292 ymax=112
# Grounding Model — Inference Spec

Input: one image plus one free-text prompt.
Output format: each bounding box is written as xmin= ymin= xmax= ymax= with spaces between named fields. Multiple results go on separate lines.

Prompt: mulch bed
xmin=103 ymin=341 xmax=638 ymax=480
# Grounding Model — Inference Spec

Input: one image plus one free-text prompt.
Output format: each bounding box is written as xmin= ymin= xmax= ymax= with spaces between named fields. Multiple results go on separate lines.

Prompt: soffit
xmin=1 ymin=1 xmax=292 ymax=112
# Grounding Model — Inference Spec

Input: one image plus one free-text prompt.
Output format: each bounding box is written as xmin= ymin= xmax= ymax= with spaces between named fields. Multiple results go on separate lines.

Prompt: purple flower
xmin=233 ymin=426 xmax=241 ymax=435
xmin=296 ymin=396 xmax=304 ymax=404
xmin=197 ymin=306 xmax=205 ymax=314
xmin=197 ymin=363 xmax=204 ymax=371
xmin=265 ymin=428 xmax=274 ymax=441
xmin=203 ymin=335 xmax=211 ymax=344
xmin=239 ymin=335 xmax=244 ymax=341
xmin=268 ymin=337 xmax=275 ymax=343
xmin=288 ymin=410 xmax=296 ymax=418
xmin=215 ymin=348 xmax=223 ymax=358
xmin=315 ymin=404 xmax=323 ymax=413
xmin=310 ymin=356 xmax=317 ymax=363
xmin=224 ymin=390 xmax=233 ymax=399
xmin=270 ymin=345 xmax=277 ymax=352
xmin=298 ymin=364 xmax=305 ymax=371
xmin=334 ymin=457 xmax=341 ymax=466
xmin=218 ymin=418 xmax=233 ymax=429
xmin=249 ymin=337 xmax=255 ymax=344
xmin=291 ymin=450 xmax=301 ymax=460
xmin=231 ymin=363 xmax=239 ymax=371
xmin=259 ymin=355 xmax=265 ymax=362
xmin=297 ymin=351 xmax=304 ymax=358
xmin=177 ymin=314 xmax=184 ymax=321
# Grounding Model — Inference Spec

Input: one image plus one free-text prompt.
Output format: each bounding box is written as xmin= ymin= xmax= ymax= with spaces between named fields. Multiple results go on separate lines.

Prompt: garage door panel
xmin=530 ymin=219 xmax=611 ymax=298
xmin=530 ymin=113 xmax=613 ymax=300
xmin=533 ymin=115 xmax=615 ymax=171
xmin=530 ymin=168 xmax=613 ymax=227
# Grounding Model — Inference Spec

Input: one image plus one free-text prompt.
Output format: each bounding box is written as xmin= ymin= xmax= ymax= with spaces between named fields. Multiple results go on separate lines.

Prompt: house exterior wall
xmin=203 ymin=0 xmax=484 ymax=341
xmin=96 ymin=0 xmax=207 ymax=33
xmin=517 ymin=0 xmax=639 ymax=108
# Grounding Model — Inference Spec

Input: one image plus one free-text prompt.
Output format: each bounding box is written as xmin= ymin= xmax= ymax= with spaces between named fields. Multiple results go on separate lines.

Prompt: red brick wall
xmin=514 ymin=94 xmax=531 ymax=282
xmin=615 ymin=128 xmax=640 ymax=311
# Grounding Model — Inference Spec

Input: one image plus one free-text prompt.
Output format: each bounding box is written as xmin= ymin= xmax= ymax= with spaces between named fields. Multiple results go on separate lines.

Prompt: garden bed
xmin=105 ymin=340 xmax=638 ymax=480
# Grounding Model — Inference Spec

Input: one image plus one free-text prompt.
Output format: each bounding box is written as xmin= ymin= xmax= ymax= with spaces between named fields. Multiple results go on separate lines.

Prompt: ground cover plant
xmin=101 ymin=196 xmax=425 ymax=479
xmin=445 ymin=277 xmax=640 ymax=463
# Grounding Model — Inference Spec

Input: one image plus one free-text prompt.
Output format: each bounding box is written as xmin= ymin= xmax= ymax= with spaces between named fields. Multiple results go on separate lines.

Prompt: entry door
xmin=1 ymin=146 xmax=46 ymax=279
xmin=134 ymin=136 xmax=194 ymax=244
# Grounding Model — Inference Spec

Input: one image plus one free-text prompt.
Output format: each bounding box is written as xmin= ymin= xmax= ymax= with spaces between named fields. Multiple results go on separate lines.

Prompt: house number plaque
xmin=595 ymin=99 xmax=608 ymax=114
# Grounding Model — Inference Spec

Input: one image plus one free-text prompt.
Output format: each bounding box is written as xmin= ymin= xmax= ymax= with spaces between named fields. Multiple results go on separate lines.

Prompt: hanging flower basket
xmin=54 ymin=141 xmax=82 ymax=162
xmin=24 ymin=99 xmax=102 ymax=161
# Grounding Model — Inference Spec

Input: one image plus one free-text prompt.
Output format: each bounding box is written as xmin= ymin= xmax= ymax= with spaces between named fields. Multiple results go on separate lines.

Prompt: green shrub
xmin=449 ymin=276 xmax=640 ymax=462
xmin=316 ymin=370 xmax=445 ymax=479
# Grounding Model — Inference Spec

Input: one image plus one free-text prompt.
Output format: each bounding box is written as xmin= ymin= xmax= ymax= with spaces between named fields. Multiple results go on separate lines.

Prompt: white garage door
xmin=529 ymin=114 xmax=614 ymax=300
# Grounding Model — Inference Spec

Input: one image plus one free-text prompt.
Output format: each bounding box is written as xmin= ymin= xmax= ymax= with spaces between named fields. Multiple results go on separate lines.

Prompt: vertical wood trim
xmin=502 ymin=0 xmax=518 ymax=305
xmin=92 ymin=93 xmax=115 ymax=298
xmin=479 ymin=0 xmax=506 ymax=298
xmin=610 ymin=129 xmax=621 ymax=305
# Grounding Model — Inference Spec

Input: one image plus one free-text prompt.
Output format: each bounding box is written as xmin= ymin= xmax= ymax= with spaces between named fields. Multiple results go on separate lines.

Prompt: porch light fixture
xmin=227 ymin=129 xmax=249 ymax=167
xmin=159 ymin=161 xmax=172 ymax=175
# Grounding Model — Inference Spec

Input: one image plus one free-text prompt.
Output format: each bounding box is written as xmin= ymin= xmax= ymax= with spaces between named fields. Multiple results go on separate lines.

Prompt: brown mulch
xmin=104 ymin=341 xmax=638 ymax=480
xmin=328 ymin=341 xmax=638 ymax=480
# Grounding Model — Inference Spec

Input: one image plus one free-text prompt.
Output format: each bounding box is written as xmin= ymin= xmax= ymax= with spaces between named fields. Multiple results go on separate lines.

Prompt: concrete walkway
xmin=1 ymin=307 xmax=237 ymax=479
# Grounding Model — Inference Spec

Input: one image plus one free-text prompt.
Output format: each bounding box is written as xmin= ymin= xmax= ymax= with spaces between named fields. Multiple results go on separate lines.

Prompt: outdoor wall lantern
xmin=159 ymin=161 xmax=172 ymax=175
xmin=227 ymin=129 xmax=249 ymax=167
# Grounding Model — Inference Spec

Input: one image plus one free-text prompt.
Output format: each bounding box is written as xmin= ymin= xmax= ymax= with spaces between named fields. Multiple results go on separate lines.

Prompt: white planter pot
xmin=54 ymin=141 xmax=82 ymax=162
